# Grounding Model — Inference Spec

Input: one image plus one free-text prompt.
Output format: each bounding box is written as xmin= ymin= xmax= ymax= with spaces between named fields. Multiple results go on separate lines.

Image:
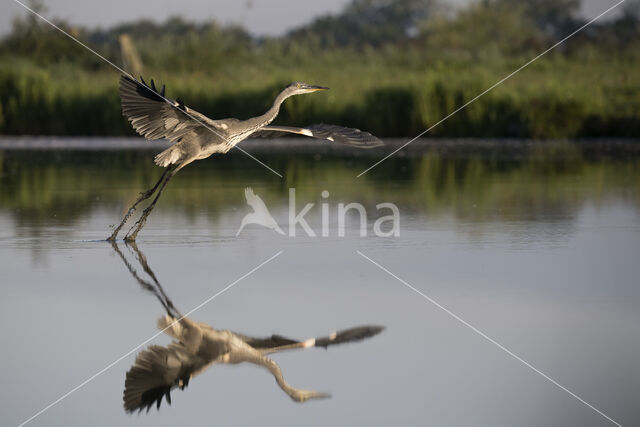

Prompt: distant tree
xmin=494 ymin=0 xmax=580 ymax=38
xmin=0 ymin=0 xmax=103 ymax=67
xmin=615 ymin=0 xmax=640 ymax=42
xmin=90 ymin=16 xmax=253 ymax=71
xmin=421 ymin=1 xmax=544 ymax=58
xmin=287 ymin=0 xmax=441 ymax=48
xmin=579 ymin=0 xmax=640 ymax=54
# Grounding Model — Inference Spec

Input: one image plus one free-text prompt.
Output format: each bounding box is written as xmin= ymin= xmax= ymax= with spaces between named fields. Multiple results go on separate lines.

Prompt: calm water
xmin=1 ymin=138 xmax=639 ymax=427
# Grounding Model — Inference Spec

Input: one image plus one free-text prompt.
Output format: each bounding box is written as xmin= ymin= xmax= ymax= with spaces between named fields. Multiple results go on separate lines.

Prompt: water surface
xmin=1 ymin=138 xmax=639 ymax=426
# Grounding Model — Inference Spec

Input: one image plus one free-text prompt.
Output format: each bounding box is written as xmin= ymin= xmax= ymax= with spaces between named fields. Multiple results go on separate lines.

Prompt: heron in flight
xmin=111 ymin=242 xmax=384 ymax=412
xmin=108 ymin=75 xmax=383 ymax=241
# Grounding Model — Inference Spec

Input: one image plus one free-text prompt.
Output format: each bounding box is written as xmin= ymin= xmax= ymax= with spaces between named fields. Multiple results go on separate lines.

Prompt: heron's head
xmin=286 ymin=82 xmax=329 ymax=96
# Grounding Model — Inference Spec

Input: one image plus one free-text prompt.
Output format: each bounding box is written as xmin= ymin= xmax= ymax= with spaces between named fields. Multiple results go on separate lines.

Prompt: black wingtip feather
xmin=121 ymin=74 xmax=165 ymax=103
xmin=307 ymin=124 xmax=384 ymax=149
xmin=126 ymin=385 xmax=171 ymax=414
xmin=315 ymin=325 xmax=385 ymax=348
xmin=123 ymin=345 xmax=193 ymax=414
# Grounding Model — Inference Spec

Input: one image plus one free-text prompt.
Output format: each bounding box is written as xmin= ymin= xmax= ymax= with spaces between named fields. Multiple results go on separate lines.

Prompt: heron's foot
xmin=124 ymin=225 xmax=138 ymax=242
xmin=289 ymin=389 xmax=331 ymax=403
xmin=107 ymin=224 xmax=125 ymax=241
xmin=124 ymin=226 xmax=142 ymax=242
xmin=108 ymin=205 xmax=141 ymax=241
xmin=124 ymin=211 xmax=149 ymax=241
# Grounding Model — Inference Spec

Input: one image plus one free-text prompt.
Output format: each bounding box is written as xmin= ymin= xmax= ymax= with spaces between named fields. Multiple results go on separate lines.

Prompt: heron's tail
xmin=154 ymin=146 xmax=181 ymax=167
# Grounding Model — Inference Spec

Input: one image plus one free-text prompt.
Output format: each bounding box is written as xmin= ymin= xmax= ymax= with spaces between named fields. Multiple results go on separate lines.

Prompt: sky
xmin=1 ymin=0 xmax=622 ymax=37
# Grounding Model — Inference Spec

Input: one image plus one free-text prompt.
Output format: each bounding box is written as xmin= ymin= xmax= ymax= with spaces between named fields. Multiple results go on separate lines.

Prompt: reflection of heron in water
xmin=111 ymin=242 xmax=384 ymax=413
xmin=236 ymin=187 xmax=285 ymax=236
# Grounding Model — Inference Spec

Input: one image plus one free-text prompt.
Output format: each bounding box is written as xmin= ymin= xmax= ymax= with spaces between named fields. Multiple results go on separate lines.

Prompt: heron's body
xmin=125 ymin=313 xmax=383 ymax=412
xmin=108 ymin=75 xmax=383 ymax=241
xmin=151 ymin=94 xmax=286 ymax=168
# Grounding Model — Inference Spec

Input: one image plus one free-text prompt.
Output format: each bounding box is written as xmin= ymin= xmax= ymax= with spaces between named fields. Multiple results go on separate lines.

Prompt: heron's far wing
xmin=254 ymin=124 xmax=384 ymax=148
xmin=120 ymin=74 xmax=227 ymax=143
xmin=235 ymin=325 xmax=384 ymax=350
xmin=233 ymin=332 xmax=300 ymax=349
xmin=123 ymin=343 xmax=197 ymax=413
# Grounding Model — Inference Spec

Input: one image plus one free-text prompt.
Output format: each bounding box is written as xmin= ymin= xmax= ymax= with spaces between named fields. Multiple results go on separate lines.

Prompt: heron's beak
xmin=307 ymin=85 xmax=329 ymax=91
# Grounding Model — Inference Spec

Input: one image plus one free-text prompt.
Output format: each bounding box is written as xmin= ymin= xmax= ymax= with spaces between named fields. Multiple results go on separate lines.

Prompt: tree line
xmin=0 ymin=0 xmax=638 ymax=137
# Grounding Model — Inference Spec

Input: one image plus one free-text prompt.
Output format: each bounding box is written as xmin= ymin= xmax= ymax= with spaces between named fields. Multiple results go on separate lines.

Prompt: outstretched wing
xmin=234 ymin=333 xmax=300 ymax=349
xmin=119 ymin=75 xmax=229 ymax=144
xmin=235 ymin=325 xmax=385 ymax=351
xmin=123 ymin=343 xmax=197 ymax=413
xmin=253 ymin=124 xmax=384 ymax=148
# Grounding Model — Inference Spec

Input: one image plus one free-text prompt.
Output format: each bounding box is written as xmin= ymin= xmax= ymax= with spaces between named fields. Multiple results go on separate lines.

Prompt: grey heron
xmin=111 ymin=242 xmax=384 ymax=412
xmin=108 ymin=75 xmax=383 ymax=241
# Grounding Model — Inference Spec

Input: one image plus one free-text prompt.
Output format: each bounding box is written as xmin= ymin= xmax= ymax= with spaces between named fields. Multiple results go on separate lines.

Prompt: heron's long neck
xmin=254 ymin=89 xmax=291 ymax=128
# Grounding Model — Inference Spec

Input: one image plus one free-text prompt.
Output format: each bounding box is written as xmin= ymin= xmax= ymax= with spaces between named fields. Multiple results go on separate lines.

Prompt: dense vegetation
xmin=0 ymin=0 xmax=639 ymax=137
xmin=2 ymin=145 xmax=639 ymax=234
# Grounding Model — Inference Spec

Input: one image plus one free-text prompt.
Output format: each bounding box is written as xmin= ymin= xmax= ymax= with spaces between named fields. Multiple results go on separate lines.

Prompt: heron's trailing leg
xmin=241 ymin=350 xmax=330 ymax=402
xmin=107 ymin=167 xmax=172 ymax=241
xmin=125 ymin=167 xmax=178 ymax=242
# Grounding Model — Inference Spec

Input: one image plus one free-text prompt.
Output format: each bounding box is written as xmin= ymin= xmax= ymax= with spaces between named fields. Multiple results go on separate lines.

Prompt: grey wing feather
xmin=119 ymin=75 xmax=227 ymax=144
xmin=233 ymin=332 xmax=300 ymax=349
xmin=235 ymin=325 xmax=385 ymax=350
xmin=254 ymin=124 xmax=384 ymax=148
xmin=123 ymin=343 xmax=197 ymax=413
